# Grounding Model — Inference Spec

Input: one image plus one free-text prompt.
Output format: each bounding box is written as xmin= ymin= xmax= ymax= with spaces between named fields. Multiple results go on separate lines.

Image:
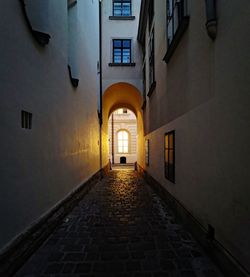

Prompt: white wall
xmin=141 ymin=0 xmax=250 ymax=271
xmin=0 ymin=0 xmax=100 ymax=250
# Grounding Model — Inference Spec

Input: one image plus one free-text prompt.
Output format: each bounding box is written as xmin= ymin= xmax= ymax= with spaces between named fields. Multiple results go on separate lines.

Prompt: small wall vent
xmin=21 ymin=110 xmax=32 ymax=129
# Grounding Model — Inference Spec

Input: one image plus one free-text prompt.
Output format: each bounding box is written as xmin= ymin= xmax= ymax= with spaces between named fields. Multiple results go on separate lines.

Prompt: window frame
xmin=117 ymin=129 xmax=130 ymax=154
xmin=164 ymin=130 xmax=175 ymax=183
xmin=148 ymin=0 xmax=154 ymax=29
xmin=112 ymin=39 xmax=132 ymax=64
xmin=112 ymin=0 xmax=132 ymax=17
xmin=164 ymin=0 xmax=189 ymax=63
xmin=147 ymin=28 xmax=156 ymax=97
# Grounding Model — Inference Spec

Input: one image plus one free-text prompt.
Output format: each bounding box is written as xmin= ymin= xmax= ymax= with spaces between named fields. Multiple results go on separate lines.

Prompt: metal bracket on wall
xmin=20 ymin=0 xmax=51 ymax=46
xmin=68 ymin=65 xmax=79 ymax=88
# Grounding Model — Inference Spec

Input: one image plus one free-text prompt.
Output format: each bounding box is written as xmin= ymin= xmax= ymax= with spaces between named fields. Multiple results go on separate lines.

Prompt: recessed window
xmin=148 ymin=0 xmax=154 ymax=29
xmin=118 ymin=130 xmax=129 ymax=153
xmin=117 ymin=108 xmax=128 ymax=114
xmin=147 ymin=29 xmax=155 ymax=96
xmin=167 ymin=0 xmax=187 ymax=46
xmin=164 ymin=131 xmax=175 ymax=182
xmin=164 ymin=0 xmax=189 ymax=63
xmin=21 ymin=111 xmax=32 ymax=130
xmin=113 ymin=39 xmax=131 ymax=63
xmin=113 ymin=0 xmax=132 ymax=16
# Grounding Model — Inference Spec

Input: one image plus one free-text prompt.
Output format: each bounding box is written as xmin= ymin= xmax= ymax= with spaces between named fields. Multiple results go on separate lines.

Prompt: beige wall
xmin=102 ymin=0 xmax=143 ymax=93
xmin=0 ymin=0 xmax=100 ymax=250
xmin=101 ymin=0 xmax=143 ymax=167
xmin=141 ymin=0 xmax=250 ymax=271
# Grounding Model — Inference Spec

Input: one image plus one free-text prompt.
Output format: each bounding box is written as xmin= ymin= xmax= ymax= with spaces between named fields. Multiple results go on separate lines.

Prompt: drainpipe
xmin=98 ymin=0 xmax=103 ymax=177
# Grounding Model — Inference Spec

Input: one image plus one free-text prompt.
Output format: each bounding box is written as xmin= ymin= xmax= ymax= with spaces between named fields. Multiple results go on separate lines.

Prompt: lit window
xmin=164 ymin=131 xmax=175 ymax=182
xmin=113 ymin=0 xmax=131 ymax=16
xmin=113 ymin=39 xmax=131 ymax=64
xmin=118 ymin=130 xmax=129 ymax=153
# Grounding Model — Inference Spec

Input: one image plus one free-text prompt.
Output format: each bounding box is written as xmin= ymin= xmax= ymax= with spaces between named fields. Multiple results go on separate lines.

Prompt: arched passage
xmin=102 ymin=82 xmax=144 ymax=168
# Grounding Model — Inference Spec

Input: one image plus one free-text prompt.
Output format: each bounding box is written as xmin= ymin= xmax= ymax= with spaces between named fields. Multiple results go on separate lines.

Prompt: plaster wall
xmin=102 ymin=0 xmax=143 ymax=93
xmin=142 ymin=0 xmax=250 ymax=271
xmin=0 ymin=0 xmax=100 ymax=250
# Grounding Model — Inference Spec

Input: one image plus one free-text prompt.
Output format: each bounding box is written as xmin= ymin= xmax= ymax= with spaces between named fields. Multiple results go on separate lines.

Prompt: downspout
xmin=98 ymin=0 xmax=103 ymax=177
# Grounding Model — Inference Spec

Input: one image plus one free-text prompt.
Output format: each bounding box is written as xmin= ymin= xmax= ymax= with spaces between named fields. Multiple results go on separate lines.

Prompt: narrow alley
xmin=15 ymin=169 xmax=222 ymax=277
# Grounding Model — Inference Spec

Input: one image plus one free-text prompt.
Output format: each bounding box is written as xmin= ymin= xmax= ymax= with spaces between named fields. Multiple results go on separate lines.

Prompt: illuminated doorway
xmin=108 ymin=108 xmax=137 ymax=165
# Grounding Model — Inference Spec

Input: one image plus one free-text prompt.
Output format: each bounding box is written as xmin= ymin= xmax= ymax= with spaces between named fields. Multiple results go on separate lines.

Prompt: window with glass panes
xmin=167 ymin=0 xmax=186 ymax=46
xmin=149 ymin=30 xmax=155 ymax=87
xmin=113 ymin=39 xmax=131 ymax=63
xmin=118 ymin=130 xmax=129 ymax=153
xmin=164 ymin=131 xmax=175 ymax=182
xmin=113 ymin=0 xmax=131 ymax=16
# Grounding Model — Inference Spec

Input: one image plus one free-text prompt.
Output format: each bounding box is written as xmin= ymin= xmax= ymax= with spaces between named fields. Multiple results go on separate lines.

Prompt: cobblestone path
xmin=15 ymin=170 xmax=223 ymax=277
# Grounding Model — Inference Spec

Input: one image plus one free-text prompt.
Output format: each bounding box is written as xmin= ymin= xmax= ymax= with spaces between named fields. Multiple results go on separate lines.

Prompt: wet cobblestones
xmin=15 ymin=170 xmax=223 ymax=277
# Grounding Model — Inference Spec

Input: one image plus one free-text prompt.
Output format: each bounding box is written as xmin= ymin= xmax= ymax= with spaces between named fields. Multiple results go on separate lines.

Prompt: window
xmin=113 ymin=0 xmax=131 ymax=16
xmin=148 ymin=0 xmax=154 ymax=29
xmin=167 ymin=0 xmax=186 ymax=45
xmin=118 ymin=130 xmax=129 ymax=153
xmin=164 ymin=0 xmax=189 ymax=63
xmin=21 ymin=111 xmax=32 ymax=129
xmin=164 ymin=131 xmax=175 ymax=182
xmin=113 ymin=39 xmax=131 ymax=63
xmin=117 ymin=108 xmax=127 ymax=114
xmin=147 ymin=29 xmax=155 ymax=96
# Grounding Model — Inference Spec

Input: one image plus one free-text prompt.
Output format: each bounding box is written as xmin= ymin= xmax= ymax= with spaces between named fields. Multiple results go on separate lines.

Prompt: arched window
xmin=117 ymin=130 xmax=129 ymax=153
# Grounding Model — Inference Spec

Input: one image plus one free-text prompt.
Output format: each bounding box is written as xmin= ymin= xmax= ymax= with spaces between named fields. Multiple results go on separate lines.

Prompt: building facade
xmin=108 ymin=108 xmax=137 ymax=164
xmin=101 ymin=0 xmax=143 ymax=168
xmin=138 ymin=0 xmax=250 ymax=274
xmin=0 ymin=0 xmax=101 ymax=253
xmin=0 ymin=1 xmax=250 ymax=276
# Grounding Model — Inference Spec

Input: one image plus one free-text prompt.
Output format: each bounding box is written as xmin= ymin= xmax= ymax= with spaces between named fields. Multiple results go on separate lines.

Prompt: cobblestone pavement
xmin=15 ymin=170 xmax=223 ymax=277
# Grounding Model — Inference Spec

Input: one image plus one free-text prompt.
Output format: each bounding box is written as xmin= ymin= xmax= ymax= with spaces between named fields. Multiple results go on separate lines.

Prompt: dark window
xmin=148 ymin=0 xmax=154 ymax=29
xmin=113 ymin=0 xmax=131 ymax=16
xmin=21 ymin=111 xmax=32 ymax=129
xmin=113 ymin=39 xmax=131 ymax=63
xmin=164 ymin=131 xmax=175 ymax=182
xmin=167 ymin=0 xmax=187 ymax=46
xmin=149 ymin=29 xmax=155 ymax=87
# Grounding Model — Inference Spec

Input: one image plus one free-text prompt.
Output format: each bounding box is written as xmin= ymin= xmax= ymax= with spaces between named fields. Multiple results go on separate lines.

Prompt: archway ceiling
xmin=103 ymin=82 xmax=142 ymax=118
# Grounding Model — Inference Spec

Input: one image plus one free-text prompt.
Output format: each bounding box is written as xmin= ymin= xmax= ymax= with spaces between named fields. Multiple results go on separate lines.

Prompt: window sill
xmin=109 ymin=63 xmax=136 ymax=67
xmin=147 ymin=81 xmax=156 ymax=97
xmin=109 ymin=16 xmax=135 ymax=20
xmin=163 ymin=16 xmax=190 ymax=64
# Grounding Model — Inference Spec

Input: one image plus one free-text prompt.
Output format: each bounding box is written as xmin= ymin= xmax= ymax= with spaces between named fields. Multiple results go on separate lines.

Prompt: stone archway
xmin=102 ymin=82 xmax=144 ymax=168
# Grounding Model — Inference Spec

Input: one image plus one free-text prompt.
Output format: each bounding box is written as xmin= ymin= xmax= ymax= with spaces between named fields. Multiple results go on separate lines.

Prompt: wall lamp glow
xmin=205 ymin=0 xmax=217 ymax=40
